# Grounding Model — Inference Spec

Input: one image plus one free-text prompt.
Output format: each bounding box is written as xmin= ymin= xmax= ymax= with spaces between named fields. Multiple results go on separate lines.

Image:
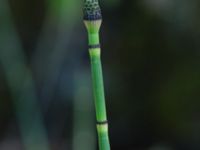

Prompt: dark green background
xmin=0 ymin=0 xmax=200 ymax=149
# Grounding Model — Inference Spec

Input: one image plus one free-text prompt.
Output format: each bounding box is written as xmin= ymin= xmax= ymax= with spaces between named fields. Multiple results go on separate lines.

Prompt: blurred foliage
xmin=0 ymin=0 xmax=200 ymax=150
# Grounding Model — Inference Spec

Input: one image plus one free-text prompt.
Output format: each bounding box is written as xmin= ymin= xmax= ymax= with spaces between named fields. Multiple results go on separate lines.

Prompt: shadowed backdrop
xmin=0 ymin=0 xmax=200 ymax=150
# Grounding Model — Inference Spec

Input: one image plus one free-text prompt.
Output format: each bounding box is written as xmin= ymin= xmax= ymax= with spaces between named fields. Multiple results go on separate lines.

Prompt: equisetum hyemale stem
xmin=83 ymin=0 xmax=111 ymax=150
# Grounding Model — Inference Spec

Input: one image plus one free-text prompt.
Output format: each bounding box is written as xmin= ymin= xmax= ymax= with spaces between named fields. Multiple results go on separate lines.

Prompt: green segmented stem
xmin=89 ymin=49 xmax=112 ymax=150
xmin=88 ymin=33 xmax=110 ymax=150
xmin=84 ymin=0 xmax=111 ymax=150
xmin=89 ymin=48 xmax=107 ymax=121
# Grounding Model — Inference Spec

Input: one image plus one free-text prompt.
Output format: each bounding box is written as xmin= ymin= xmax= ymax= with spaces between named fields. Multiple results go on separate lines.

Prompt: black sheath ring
xmin=97 ymin=120 xmax=108 ymax=125
xmin=89 ymin=44 xmax=101 ymax=49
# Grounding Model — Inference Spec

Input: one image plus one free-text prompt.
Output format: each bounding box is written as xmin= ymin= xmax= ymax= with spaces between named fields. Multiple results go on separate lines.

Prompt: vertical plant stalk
xmin=83 ymin=0 xmax=110 ymax=150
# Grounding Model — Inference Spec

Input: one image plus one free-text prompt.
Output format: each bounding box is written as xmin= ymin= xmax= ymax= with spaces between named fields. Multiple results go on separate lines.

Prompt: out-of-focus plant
xmin=0 ymin=1 xmax=49 ymax=150
xmin=72 ymin=68 xmax=96 ymax=150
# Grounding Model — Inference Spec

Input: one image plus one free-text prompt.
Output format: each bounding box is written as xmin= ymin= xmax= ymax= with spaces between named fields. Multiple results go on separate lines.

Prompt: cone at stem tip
xmin=83 ymin=0 xmax=102 ymax=21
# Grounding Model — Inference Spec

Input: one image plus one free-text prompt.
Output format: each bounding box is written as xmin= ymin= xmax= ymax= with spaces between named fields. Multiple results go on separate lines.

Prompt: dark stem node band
xmin=84 ymin=0 xmax=102 ymax=20
xmin=97 ymin=120 xmax=108 ymax=125
xmin=89 ymin=44 xmax=101 ymax=49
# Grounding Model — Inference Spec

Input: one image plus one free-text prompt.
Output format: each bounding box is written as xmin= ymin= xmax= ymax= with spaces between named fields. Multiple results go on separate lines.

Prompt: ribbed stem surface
xmin=89 ymin=48 xmax=110 ymax=150
xmin=89 ymin=49 xmax=107 ymax=122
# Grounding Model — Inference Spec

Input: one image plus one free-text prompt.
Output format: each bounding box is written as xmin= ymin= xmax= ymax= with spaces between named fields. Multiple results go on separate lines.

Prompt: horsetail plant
xmin=83 ymin=0 xmax=111 ymax=150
